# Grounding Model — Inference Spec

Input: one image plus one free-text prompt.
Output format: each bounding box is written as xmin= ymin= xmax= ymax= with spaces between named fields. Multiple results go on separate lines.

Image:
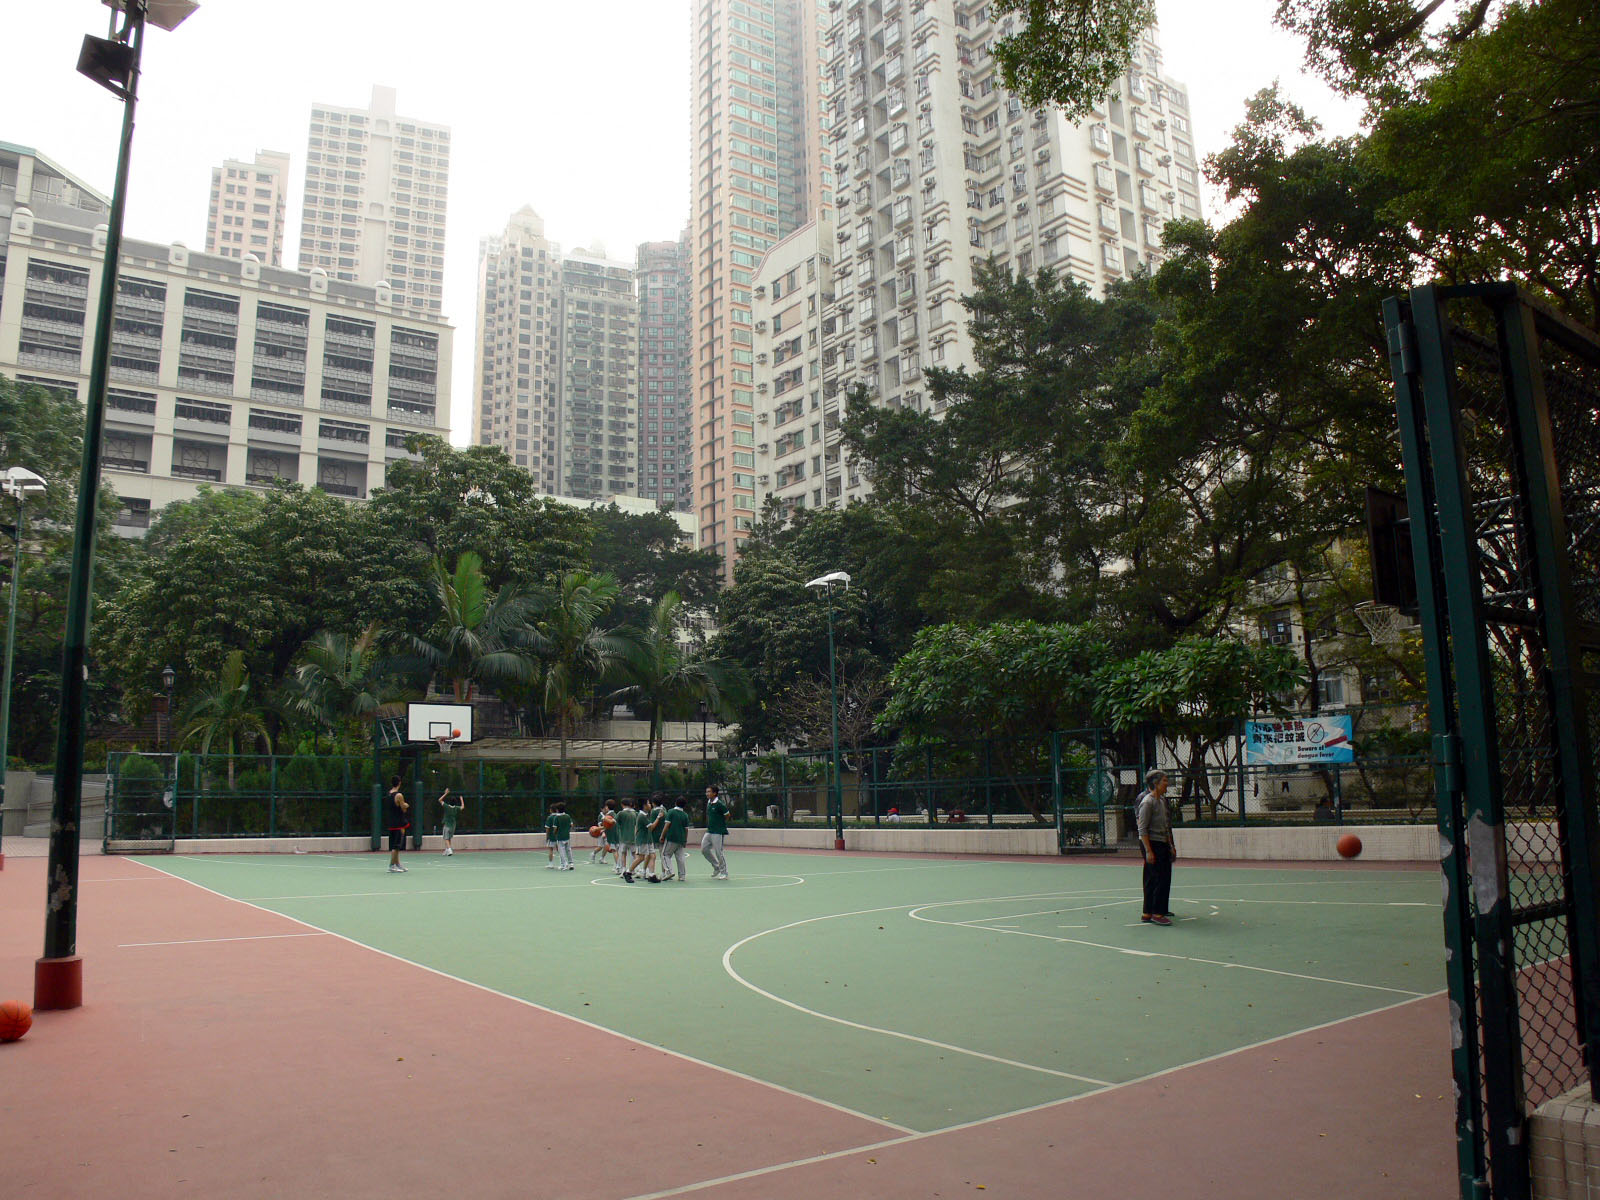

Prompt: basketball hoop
xmin=1354 ymin=601 xmax=1410 ymax=646
xmin=433 ymin=734 xmax=456 ymax=756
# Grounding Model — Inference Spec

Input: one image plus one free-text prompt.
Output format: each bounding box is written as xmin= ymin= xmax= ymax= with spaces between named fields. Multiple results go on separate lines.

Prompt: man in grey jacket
xmin=1136 ymin=769 xmax=1176 ymax=926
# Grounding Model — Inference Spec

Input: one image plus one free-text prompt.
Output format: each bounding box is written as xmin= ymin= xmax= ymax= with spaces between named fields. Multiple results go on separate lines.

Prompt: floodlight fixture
xmin=805 ymin=570 xmax=851 ymax=590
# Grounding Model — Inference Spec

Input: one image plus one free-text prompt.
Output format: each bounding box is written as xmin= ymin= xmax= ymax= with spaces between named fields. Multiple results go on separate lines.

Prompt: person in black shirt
xmin=387 ymin=775 xmax=410 ymax=874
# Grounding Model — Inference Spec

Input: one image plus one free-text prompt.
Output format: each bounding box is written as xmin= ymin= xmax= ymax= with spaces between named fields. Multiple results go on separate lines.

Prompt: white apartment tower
xmin=473 ymin=215 xmax=641 ymax=500
xmin=205 ymin=150 xmax=290 ymax=266
xmin=474 ymin=207 xmax=562 ymax=488
xmin=690 ymin=0 xmax=833 ymax=579
xmin=750 ymin=214 xmax=834 ymax=518
xmin=556 ymin=247 xmax=640 ymax=501
xmin=636 ymin=234 xmax=693 ymax=512
xmin=1 ymin=144 xmax=452 ymax=532
xmin=297 ymin=86 xmax=451 ymax=318
xmin=797 ymin=1 xmax=1202 ymax=504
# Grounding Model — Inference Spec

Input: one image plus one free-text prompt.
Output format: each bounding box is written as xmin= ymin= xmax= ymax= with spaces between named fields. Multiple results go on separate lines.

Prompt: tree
xmin=370 ymin=437 xmax=591 ymax=591
xmin=281 ymin=623 xmax=411 ymax=751
xmin=533 ymin=570 xmax=635 ymax=787
xmin=609 ymin=591 xmax=751 ymax=768
xmin=1275 ymin=0 xmax=1514 ymax=97
xmin=585 ymin=503 xmax=722 ymax=632
xmin=990 ymin=0 xmax=1155 ymax=116
xmin=406 ymin=552 xmax=541 ymax=703
xmin=178 ymin=650 xmax=272 ymax=787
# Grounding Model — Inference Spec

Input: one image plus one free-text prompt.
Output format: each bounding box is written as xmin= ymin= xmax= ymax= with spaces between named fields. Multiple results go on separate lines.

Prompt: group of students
xmin=556 ymin=784 xmax=732 ymax=883
xmin=383 ymin=774 xmax=733 ymax=881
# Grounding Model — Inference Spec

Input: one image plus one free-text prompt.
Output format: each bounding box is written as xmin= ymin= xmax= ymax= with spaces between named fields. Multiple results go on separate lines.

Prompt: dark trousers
xmin=1142 ymin=840 xmax=1173 ymax=916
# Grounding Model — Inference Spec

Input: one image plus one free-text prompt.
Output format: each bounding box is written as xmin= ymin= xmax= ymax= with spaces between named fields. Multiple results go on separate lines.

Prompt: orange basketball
xmin=0 ymin=1000 xmax=33 ymax=1042
xmin=589 ymin=825 xmax=603 ymax=839
xmin=601 ymin=814 xmax=616 ymax=829
xmin=1336 ymin=834 xmax=1363 ymax=859
xmin=451 ymin=729 xmax=462 ymax=739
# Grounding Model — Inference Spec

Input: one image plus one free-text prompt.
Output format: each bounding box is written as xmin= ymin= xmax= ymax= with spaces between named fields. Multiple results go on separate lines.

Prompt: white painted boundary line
xmin=118 ymin=931 xmax=330 ymax=949
xmin=131 ymin=858 xmax=914 ymax=1136
xmin=624 ymin=989 xmax=1447 ymax=1200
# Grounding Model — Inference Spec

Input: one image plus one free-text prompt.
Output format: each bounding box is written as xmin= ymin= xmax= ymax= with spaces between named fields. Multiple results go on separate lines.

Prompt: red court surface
xmin=0 ymin=852 xmax=1458 ymax=1199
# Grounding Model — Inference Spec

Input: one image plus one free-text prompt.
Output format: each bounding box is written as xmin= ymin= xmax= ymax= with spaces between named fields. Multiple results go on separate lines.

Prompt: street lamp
xmin=38 ymin=0 xmax=199 ymax=1014
xmin=805 ymin=570 xmax=851 ymax=852
xmin=160 ymin=664 xmax=176 ymax=751
xmin=0 ymin=467 xmax=48 ymax=871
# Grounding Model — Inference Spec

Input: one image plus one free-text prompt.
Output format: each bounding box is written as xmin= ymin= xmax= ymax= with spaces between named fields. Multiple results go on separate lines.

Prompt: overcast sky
xmin=3 ymin=1 xmax=1362 ymax=443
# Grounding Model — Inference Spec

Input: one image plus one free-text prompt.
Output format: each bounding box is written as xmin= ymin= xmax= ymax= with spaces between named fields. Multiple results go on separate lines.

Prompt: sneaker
xmin=715 ymin=872 xmax=728 ymax=880
xmin=398 ymin=864 xmax=408 ymax=872
xmin=444 ymin=848 xmax=453 ymax=856
xmin=389 ymin=864 xmax=403 ymax=873
xmin=545 ymin=863 xmax=555 ymax=870
xmin=646 ymin=874 xmax=661 ymax=883
xmin=622 ymin=872 xmax=634 ymax=883
xmin=1150 ymin=915 xmax=1172 ymax=926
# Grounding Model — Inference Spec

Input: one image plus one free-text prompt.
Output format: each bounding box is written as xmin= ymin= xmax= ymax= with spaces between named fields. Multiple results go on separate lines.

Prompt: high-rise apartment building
xmin=473 ymin=212 xmax=641 ymax=500
xmin=776 ymin=3 xmax=1201 ymax=507
xmin=1 ymin=143 xmax=451 ymax=533
xmin=690 ymin=0 xmax=833 ymax=579
xmin=556 ymin=247 xmax=639 ymax=501
xmin=205 ymin=150 xmax=290 ymax=266
xmin=297 ymin=86 xmax=451 ymax=318
xmin=474 ymin=207 xmax=562 ymax=488
xmin=635 ymin=234 xmax=693 ymax=512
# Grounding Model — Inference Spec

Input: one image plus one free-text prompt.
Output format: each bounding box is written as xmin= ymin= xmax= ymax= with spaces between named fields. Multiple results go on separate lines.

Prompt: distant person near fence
xmin=1137 ymin=770 xmax=1175 ymax=926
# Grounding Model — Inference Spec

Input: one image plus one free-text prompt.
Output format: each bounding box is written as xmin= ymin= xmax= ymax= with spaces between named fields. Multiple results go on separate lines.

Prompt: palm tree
xmin=533 ymin=570 xmax=636 ymax=788
xmin=611 ymin=591 xmax=750 ymax=769
xmin=179 ymin=650 xmax=273 ymax=787
xmin=281 ymin=623 xmax=408 ymax=750
xmin=407 ymin=552 xmax=540 ymax=702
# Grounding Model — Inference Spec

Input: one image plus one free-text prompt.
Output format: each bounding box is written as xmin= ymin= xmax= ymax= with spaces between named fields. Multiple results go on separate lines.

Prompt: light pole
xmin=160 ymin=664 xmax=176 ymax=751
xmin=38 ymin=0 xmax=199 ymax=1013
xmin=0 ymin=467 xmax=48 ymax=871
xmin=805 ymin=570 xmax=850 ymax=852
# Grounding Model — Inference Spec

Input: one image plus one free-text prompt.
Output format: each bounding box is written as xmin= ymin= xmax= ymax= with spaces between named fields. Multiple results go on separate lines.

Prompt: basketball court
xmin=0 ymin=844 xmax=1457 ymax=1198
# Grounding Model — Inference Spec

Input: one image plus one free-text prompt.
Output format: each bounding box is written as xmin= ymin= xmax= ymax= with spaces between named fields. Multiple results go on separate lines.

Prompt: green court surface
xmin=146 ymin=850 xmax=1444 ymax=1132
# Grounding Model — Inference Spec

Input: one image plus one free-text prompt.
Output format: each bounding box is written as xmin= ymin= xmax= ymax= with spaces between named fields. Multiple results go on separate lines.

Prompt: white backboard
xmin=406 ymin=701 xmax=475 ymax=745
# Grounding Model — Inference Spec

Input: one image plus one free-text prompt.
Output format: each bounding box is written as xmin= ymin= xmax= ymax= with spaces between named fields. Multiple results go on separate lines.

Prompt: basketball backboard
xmin=406 ymin=701 xmax=474 ymax=745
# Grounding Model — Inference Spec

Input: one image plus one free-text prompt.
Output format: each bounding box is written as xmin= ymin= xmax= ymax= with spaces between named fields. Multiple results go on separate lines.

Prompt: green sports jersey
xmin=648 ymin=806 xmax=667 ymax=840
xmin=552 ymin=811 xmax=572 ymax=840
xmin=604 ymin=815 xmax=621 ymax=845
xmin=706 ymin=798 xmax=729 ymax=836
xmin=615 ymin=807 xmax=640 ymax=843
xmin=664 ymin=806 xmax=690 ymax=844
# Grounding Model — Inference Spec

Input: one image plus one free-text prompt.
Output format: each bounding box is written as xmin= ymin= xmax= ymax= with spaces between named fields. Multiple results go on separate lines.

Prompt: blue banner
xmin=1244 ymin=715 xmax=1355 ymax=765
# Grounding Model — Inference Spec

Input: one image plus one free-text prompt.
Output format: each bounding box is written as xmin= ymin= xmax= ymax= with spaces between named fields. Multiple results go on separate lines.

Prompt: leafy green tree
xmin=610 ymin=591 xmax=750 ymax=768
xmin=370 ymin=437 xmax=590 ymax=591
xmin=1275 ymin=0 xmax=1513 ymax=96
xmin=98 ymin=484 xmax=423 ymax=727
xmin=280 ymin=623 xmax=411 ymax=751
xmin=178 ymin=650 xmax=273 ymax=787
xmin=406 ymin=552 xmax=541 ymax=703
xmin=585 ymin=503 xmax=722 ymax=632
xmin=990 ymin=0 xmax=1154 ymax=116
xmin=533 ymin=570 xmax=635 ymax=786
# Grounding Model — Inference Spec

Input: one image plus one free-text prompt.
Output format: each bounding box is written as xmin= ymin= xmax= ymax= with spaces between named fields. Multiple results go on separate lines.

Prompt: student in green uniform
xmin=614 ymin=799 xmax=641 ymax=883
xmin=603 ymin=800 xmax=622 ymax=871
xmin=544 ymin=808 xmax=559 ymax=869
xmin=437 ymin=786 xmax=465 ymax=856
xmin=662 ymin=795 xmax=691 ymax=881
xmin=642 ymin=793 xmax=669 ymax=883
xmin=701 ymin=784 xmax=731 ymax=880
xmin=551 ymin=801 xmax=574 ymax=870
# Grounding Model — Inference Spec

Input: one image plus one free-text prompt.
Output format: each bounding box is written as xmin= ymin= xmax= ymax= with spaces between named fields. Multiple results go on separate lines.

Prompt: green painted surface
xmin=148 ymin=852 xmax=1446 ymax=1132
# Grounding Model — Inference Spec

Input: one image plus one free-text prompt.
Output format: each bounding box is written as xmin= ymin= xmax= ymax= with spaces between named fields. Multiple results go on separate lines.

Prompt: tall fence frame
xmin=1385 ymin=282 xmax=1600 ymax=1200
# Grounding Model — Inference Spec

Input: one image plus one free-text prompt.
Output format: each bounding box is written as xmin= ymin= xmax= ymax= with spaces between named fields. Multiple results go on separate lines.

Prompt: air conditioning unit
xmin=1036 ymin=148 xmax=1050 ymax=162
xmin=756 ymin=383 xmax=768 ymax=393
xmin=757 ymin=443 xmax=769 ymax=453
xmin=1033 ymin=109 xmax=1048 ymax=121
xmin=758 ymin=474 xmax=770 ymax=485
xmin=756 ymin=352 xmax=768 ymax=364
xmin=755 ymin=320 xmax=767 ymax=331
xmin=1154 ymin=118 xmax=1167 ymax=129
xmin=757 ymin=412 xmax=769 ymax=423
xmin=921 ymin=138 xmax=935 ymax=148
xmin=1157 ymin=154 xmax=1172 ymax=166
xmin=1014 ymin=201 xmax=1028 ymax=214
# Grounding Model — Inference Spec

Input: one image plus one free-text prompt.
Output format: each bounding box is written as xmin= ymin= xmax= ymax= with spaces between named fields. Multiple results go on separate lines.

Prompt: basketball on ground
xmin=590 ymin=825 xmax=603 ymax=839
xmin=601 ymin=813 xmax=616 ymax=829
xmin=0 ymin=1000 xmax=33 ymax=1042
xmin=1337 ymin=834 xmax=1363 ymax=859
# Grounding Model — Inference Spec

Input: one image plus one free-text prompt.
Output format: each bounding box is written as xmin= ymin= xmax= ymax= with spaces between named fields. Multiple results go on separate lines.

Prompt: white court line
xmin=1172 ymin=895 xmax=1439 ymax=908
xmin=963 ymin=899 xmax=1135 ymax=922
xmin=118 ymin=931 xmax=330 ymax=949
xmin=243 ymin=883 xmax=580 ymax=901
xmin=908 ymin=902 xmax=1428 ymax=998
xmin=721 ymin=900 xmax=1112 ymax=1087
xmin=131 ymin=858 xmax=913 ymax=1136
xmin=624 ymin=989 xmax=1447 ymax=1200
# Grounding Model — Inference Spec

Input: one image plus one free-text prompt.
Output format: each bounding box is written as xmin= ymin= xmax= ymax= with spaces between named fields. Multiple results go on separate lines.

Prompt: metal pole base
xmin=0 ymin=852 xmax=6 ymax=870
xmin=34 ymin=955 xmax=83 ymax=1010
xmin=834 ymin=836 xmax=846 ymax=851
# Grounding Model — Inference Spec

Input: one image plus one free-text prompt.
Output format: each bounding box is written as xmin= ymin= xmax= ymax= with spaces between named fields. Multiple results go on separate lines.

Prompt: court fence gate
xmin=1385 ymin=283 xmax=1600 ymax=1200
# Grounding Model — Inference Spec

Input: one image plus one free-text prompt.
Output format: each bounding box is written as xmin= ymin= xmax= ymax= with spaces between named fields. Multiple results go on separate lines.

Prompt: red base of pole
xmin=834 ymin=837 xmax=846 ymax=851
xmin=34 ymin=955 xmax=83 ymax=1011
xmin=0 ymin=851 xmax=6 ymax=870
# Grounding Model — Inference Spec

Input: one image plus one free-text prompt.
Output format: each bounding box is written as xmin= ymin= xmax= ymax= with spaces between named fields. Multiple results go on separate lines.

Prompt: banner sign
xmin=1244 ymin=715 xmax=1354 ymax=765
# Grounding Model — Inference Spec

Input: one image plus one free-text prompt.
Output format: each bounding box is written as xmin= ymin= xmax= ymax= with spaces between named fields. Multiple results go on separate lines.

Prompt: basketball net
xmin=433 ymin=735 xmax=456 ymax=756
xmin=1354 ymin=601 xmax=1409 ymax=646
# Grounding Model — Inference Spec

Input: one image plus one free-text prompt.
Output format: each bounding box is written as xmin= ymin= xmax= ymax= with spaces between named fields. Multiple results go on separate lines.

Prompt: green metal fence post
xmin=925 ymin=746 xmax=935 ymax=825
xmin=268 ymin=754 xmax=277 ymax=838
xmin=341 ymin=757 xmax=351 ymax=837
xmin=370 ymin=717 xmax=382 ymax=852
xmin=1051 ymin=731 xmax=1065 ymax=854
xmin=1333 ymin=766 xmax=1344 ymax=825
xmin=984 ymin=739 xmax=994 ymax=827
xmin=1237 ymin=718 xmax=1247 ymax=827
